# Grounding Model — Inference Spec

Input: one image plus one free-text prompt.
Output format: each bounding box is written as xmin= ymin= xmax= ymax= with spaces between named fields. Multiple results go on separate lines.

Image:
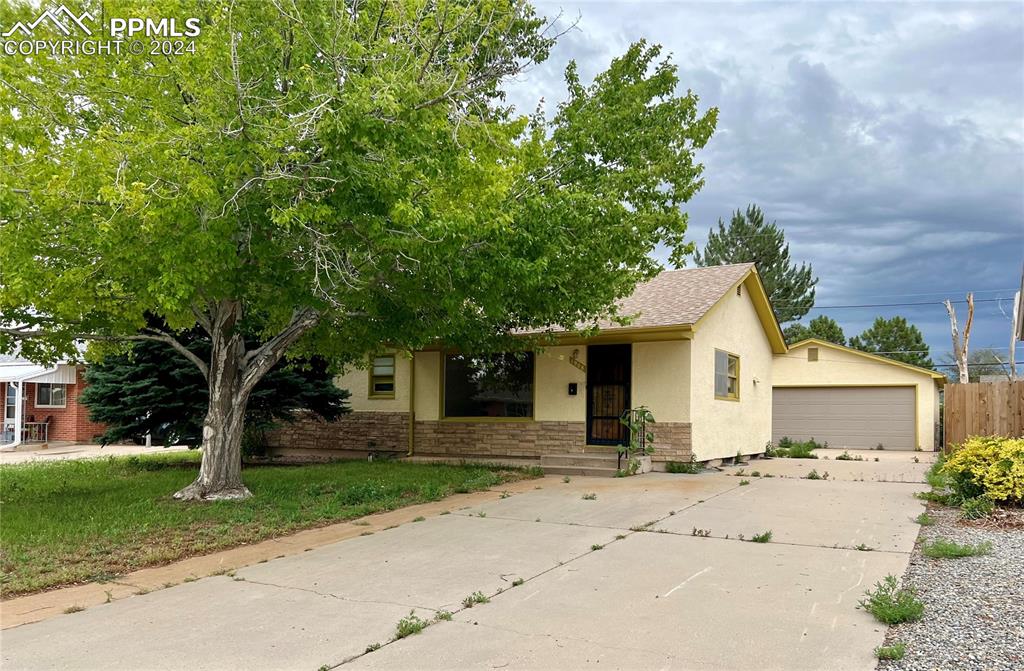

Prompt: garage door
xmin=772 ymin=387 xmax=916 ymax=450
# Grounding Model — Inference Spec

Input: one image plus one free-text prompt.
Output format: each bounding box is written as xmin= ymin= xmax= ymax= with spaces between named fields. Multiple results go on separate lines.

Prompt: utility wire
xmin=773 ymin=297 xmax=1013 ymax=309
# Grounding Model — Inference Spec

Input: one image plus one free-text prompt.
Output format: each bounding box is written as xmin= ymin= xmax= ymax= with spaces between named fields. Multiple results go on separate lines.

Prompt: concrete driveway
xmin=1 ymin=454 xmax=931 ymax=671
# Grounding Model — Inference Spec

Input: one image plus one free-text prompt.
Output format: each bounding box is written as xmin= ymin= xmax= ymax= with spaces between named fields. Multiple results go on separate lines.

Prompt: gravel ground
xmin=877 ymin=506 xmax=1024 ymax=671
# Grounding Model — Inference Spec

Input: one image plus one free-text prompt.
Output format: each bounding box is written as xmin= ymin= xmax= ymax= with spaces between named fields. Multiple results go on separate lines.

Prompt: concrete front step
xmin=540 ymin=452 xmax=625 ymax=477
xmin=540 ymin=453 xmax=621 ymax=468
xmin=540 ymin=465 xmax=622 ymax=478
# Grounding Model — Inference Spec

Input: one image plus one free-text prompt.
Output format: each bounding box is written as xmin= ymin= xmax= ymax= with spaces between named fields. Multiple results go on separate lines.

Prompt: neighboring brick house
xmin=1 ymin=362 xmax=106 ymax=445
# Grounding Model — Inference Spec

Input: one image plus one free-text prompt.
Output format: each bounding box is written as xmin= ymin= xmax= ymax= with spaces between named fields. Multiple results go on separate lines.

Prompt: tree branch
xmin=240 ymin=308 xmax=320 ymax=394
xmin=1 ymin=325 xmax=209 ymax=379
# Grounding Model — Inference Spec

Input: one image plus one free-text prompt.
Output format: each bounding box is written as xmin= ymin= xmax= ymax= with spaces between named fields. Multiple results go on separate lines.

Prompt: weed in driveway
xmin=582 ymin=492 xmax=597 ymax=500
xmin=462 ymin=591 xmax=490 ymax=608
xmin=853 ymin=544 xmax=874 ymax=552
xmin=364 ymin=643 xmax=381 ymax=653
xmin=435 ymin=610 xmax=453 ymax=621
xmin=665 ymin=459 xmax=702 ymax=474
xmin=874 ymin=643 xmax=906 ymax=660
xmin=630 ymin=520 xmax=657 ymax=531
xmin=804 ymin=469 xmax=822 ymax=480
xmin=512 ymin=578 xmax=524 ymax=587
xmin=395 ymin=611 xmax=429 ymax=639
xmin=750 ymin=471 xmax=760 ymax=477
xmin=475 ymin=511 xmax=487 ymax=518
xmin=921 ymin=538 xmax=992 ymax=559
xmin=750 ymin=530 xmax=773 ymax=543
xmin=739 ymin=479 xmax=750 ymax=486
xmin=63 ymin=605 xmax=85 ymax=614
xmin=563 ymin=476 xmax=571 ymax=483
xmin=591 ymin=544 xmax=604 ymax=551
xmin=691 ymin=527 xmax=711 ymax=537
xmin=858 ymin=575 xmax=924 ymax=624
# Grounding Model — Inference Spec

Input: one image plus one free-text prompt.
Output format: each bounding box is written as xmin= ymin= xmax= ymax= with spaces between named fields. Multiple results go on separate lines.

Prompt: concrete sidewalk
xmin=0 ymin=443 xmax=191 ymax=465
xmin=1 ymin=460 xmax=929 ymax=671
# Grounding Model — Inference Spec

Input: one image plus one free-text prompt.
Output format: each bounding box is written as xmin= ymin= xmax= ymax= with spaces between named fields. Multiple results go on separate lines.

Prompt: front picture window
xmin=443 ymin=352 xmax=534 ymax=418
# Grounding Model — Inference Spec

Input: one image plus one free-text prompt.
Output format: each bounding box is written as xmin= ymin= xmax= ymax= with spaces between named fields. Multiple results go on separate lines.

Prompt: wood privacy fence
xmin=944 ymin=380 xmax=1024 ymax=450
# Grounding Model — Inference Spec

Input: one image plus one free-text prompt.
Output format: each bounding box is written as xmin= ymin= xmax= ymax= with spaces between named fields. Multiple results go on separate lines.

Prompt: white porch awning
xmin=0 ymin=362 xmax=77 ymax=384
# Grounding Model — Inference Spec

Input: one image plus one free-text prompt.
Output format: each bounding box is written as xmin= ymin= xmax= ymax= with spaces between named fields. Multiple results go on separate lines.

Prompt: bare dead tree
xmin=944 ymin=293 xmax=975 ymax=384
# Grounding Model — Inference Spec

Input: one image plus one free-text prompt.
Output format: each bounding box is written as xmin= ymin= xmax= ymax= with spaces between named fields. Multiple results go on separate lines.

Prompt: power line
xmin=774 ymin=297 xmax=1014 ymax=309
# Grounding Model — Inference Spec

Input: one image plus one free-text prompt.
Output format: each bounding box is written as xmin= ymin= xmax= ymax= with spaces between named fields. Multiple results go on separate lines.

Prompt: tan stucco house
xmin=772 ymin=339 xmax=945 ymax=451
xmin=267 ymin=263 xmax=787 ymax=467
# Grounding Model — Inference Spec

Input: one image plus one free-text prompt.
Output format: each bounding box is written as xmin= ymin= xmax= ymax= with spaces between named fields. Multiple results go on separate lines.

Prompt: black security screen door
xmin=586 ymin=344 xmax=631 ymax=445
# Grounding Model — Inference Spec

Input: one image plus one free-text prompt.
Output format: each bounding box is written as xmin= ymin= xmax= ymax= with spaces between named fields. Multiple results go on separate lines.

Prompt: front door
xmin=586 ymin=344 xmax=631 ymax=445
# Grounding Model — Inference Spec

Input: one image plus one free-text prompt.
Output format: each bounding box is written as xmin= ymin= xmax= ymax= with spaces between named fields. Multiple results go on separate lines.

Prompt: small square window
xmin=369 ymin=355 xmax=396 ymax=398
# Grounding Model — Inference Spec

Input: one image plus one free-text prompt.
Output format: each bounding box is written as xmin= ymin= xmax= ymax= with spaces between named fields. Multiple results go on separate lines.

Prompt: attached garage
xmin=773 ymin=386 xmax=915 ymax=450
xmin=772 ymin=339 xmax=945 ymax=451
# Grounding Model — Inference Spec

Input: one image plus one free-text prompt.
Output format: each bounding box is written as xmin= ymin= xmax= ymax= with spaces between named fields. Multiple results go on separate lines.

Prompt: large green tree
xmin=0 ymin=1 xmax=716 ymax=499
xmin=694 ymin=205 xmax=817 ymax=323
xmin=849 ymin=316 xmax=933 ymax=368
xmin=783 ymin=315 xmax=846 ymax=346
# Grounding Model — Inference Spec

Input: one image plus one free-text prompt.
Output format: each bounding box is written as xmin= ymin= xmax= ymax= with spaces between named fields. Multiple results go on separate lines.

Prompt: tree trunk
xmin=172 ymin=301 xmax=320 ymax=501
xmin=174 ymin=301 xmax=252 ymax=501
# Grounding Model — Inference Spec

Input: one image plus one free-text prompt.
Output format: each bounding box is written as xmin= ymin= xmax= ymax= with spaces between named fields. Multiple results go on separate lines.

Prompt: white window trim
xmin=35 ymin=383 xmax=67 ymax=408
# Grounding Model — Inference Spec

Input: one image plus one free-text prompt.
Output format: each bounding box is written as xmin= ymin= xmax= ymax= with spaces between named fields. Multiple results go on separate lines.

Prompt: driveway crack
xmin=238 ymin=577 xmax=435 ymax=612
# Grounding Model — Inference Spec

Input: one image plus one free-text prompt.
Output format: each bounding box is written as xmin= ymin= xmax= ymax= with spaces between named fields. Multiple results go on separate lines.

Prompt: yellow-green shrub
xmin=941 ymin=436 xmax=1024 ymax=504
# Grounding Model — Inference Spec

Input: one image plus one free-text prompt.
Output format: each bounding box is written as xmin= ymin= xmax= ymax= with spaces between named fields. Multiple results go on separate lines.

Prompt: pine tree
xmin=694 ymin=205 xmax=817 ymax=323
xmin=783 ymin=315 xmax=846 ymax=346
xmin=81 ymin=324 xmax=348 ymax=447
xmin=849 ymin=316 xmax=933 ymax=368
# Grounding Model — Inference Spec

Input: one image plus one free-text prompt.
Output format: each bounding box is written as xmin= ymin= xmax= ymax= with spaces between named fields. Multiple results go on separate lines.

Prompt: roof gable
xmin=788 ymin=338 xmax=946 ymax=383
xmin=523 ymin=263 xmax=787 ymax=353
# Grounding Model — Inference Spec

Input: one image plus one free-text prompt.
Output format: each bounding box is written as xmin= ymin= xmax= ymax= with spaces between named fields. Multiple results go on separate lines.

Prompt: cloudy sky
xmin=505 ymin=1 xmax=1024 ymax=368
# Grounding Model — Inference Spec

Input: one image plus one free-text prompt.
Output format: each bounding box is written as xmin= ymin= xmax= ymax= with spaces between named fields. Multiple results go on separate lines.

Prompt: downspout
xmin=407 ymin=351 xmax=416 ymax=456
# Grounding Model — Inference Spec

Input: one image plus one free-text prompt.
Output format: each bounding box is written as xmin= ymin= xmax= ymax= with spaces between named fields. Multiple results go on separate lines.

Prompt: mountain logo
xmin=2 ymin=5 xmax=96 ymax=38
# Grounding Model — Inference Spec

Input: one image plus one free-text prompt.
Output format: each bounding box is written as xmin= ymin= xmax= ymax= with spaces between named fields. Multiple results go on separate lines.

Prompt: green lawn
xmin=0 ymin=452 xmax=533 ymax=597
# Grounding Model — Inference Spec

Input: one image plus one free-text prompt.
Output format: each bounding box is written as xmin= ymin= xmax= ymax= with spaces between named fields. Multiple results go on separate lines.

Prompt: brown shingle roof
xmin=601 ymin=262 xmax=755 ymax=330
xmin=520 ymin=263 xmax=756 ymax=335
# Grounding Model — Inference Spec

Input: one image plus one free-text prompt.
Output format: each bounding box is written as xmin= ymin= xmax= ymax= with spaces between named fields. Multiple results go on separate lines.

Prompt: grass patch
xmin=960 ymin=496 xmax=994 ymax=520
xmin=739 ymin=479 xmax=750 ymax=486
xmin=804 ymin=469 xmax=822 ymax=480
xmin=0 ymin=453 xmax=532 ymax=597
xmin=750 ymin=530 xmax=773 ymax=543
xmin=914 ymin=512 xmax=935 ymax=526
xmin=858 ymin=575 xmax=924 ymax=624
xmin=874 ymin=642 xmax=906 ymax=660
xmin=921 ymin=538 xmax=992 ymax=559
